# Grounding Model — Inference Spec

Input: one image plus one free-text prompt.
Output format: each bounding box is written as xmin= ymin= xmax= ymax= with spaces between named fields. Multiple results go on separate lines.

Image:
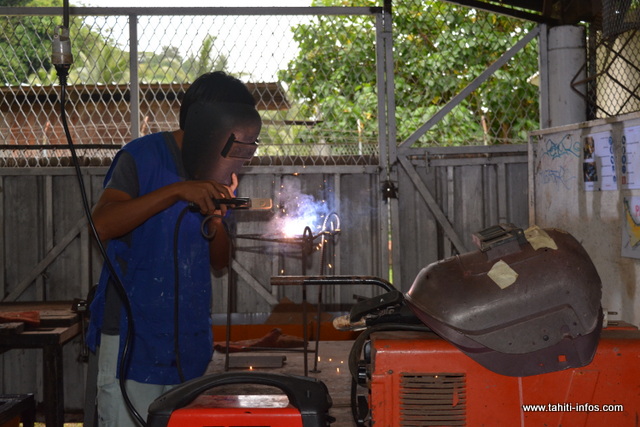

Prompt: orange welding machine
xmin=146 ymin=372 xmax=333 ymax=427
xmin=362 ymin=325 xmax=640 ymax=426
xmin=344 ymin=224 xmax=640 ymax=426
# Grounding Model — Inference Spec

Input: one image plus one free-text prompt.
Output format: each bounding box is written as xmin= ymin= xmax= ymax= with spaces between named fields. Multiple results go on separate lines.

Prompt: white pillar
xmin=541 ymin=25 xmax=587 ymax=128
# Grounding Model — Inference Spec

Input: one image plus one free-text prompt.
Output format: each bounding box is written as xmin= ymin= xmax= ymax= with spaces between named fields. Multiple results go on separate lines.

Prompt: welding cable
xmin=348 ymin=322 xmax=429 ymax=384
xmin=173 ymin=207 xmax=232 ymax=383
xmin=55 ymin=71 xmax=147 ymax=427
xmin=200 ymin=213 xmax=224 ymax=239
xmin=188 ymin=199 xmax=230 ymax=239
xmin=172 ymin=206 xmax=190 ymax=384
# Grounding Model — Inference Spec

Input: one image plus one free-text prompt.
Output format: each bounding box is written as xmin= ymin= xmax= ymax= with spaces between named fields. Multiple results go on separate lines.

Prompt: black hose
xmin=56 ymin=70 xmax=147 ymax=427
xmin=172 ymin=206 xmax=191 ymax=384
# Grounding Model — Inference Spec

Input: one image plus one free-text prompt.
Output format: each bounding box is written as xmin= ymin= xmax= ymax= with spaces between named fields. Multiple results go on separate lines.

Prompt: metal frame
xmin=389 ymin=26 xmax=540 ymax=285
xmin=374 ymin=1 xmax=400 ymax=284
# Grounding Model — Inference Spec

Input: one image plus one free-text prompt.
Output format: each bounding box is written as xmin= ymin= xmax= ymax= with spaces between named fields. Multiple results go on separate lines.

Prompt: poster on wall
xmin=622 ymin=196 xmax=640 ymax=259
xmin=621 ymin=125 xmax=640 ymax=189
xmin=582 ymin=135 xmax=597 ymax=191
xmin=583 ymin=131 xmax=617 ymax=191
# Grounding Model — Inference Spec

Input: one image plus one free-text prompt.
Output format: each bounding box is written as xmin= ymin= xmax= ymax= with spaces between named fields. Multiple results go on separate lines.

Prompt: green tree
xmin=0 ymin=0 xmax=62 ymax=84
xmin=1 ymin=0 xmax=133 ymax=85
xmin=2 ymin=3 xmax=230 ymax=86
xmin=184 ymin=35 xmax=228 ymax=79
xmin=278 ymin=0 xmax=539 ymax=146
xmin=138 ymin=45 xmax=187 ymax=83
xmin=136 ymin=38 xmax=230 ymax=84
xmin=68 ymin=26 xmax=130 ymax=84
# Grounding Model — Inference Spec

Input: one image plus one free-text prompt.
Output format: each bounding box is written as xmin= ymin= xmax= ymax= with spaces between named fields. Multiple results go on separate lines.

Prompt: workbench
xmin=0 ymin=301 xmax=82 ymax=427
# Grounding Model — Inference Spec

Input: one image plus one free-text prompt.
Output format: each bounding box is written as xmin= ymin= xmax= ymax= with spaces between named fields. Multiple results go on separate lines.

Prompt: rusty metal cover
xmin=405 ymin=225 xmax=602 ymax=376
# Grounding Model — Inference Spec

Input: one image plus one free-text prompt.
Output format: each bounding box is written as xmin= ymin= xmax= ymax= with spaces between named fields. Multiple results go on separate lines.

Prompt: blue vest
xmin=87 ymin=132 xmax=213 ymax=384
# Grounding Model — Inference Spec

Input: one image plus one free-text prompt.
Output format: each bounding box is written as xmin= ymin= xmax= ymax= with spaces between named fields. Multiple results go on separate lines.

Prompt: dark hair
xmin=179 ymin=71 xmax=256 ymax=130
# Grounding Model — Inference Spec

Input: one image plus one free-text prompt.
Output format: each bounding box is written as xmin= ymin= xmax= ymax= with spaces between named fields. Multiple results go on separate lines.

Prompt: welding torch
xmin=189 ymin=197 xmax=273 ymax=239
xmin=189 ymin=197 xmax=273 ymax=212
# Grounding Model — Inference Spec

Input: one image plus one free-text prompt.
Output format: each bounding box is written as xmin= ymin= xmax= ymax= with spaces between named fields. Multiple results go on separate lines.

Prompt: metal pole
xmin=129 ymin=14 xmax=140 ymax=140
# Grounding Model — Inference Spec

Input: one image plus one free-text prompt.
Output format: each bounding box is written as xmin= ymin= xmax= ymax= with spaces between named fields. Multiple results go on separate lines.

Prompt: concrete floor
xmin=206 ymin=340 xmax=359 ymax=427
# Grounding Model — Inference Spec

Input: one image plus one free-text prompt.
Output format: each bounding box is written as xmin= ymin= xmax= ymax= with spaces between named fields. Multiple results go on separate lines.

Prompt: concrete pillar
xmin=540 ymin=25 xmax=587 ymax=128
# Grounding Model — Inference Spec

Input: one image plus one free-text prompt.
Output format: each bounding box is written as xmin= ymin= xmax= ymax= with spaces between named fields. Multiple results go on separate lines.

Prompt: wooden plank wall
xmin=0 ymin=148 xmax=528 ymax=413
xmin=396 ymin=146 xmax=530 ymax=291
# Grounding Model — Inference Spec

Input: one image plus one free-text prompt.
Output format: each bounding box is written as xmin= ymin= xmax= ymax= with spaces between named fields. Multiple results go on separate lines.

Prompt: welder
xmin=85 ymin=71 xmax=262 ymax=427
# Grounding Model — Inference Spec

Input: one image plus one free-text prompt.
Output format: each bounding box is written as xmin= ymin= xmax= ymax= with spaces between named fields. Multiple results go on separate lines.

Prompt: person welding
xmin=85 ymin=71 xmax=262 ymax=427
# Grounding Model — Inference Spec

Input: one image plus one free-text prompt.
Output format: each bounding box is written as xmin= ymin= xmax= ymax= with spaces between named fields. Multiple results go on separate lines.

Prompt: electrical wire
xmin=172 ymin=207 xmax=190 ymax=384
xmin=200 ymin=213 xmax=223 ymax=239
xmin=59 ymin=74 xmax=229 ymax=422
xmin=55 ymin=68 xmax=148 ymax=427
xmin=51 ymin=2 xmax=153 ymax=422
xmin=174 ymin=208 xmax=231 ymax=382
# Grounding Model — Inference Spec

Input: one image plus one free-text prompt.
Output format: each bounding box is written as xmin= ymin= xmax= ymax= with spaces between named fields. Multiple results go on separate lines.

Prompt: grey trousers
xmin=89 ymin=334 xmax=175 ymax=427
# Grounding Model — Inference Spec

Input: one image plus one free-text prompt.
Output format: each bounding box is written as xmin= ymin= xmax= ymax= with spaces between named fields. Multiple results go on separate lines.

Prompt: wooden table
xmin=0 ymin=301 xmax=82 ymax=427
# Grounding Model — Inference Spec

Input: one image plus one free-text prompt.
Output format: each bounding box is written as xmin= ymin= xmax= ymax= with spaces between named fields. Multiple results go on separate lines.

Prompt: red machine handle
xmin=146 ymin=372 xmax=333 ymax=427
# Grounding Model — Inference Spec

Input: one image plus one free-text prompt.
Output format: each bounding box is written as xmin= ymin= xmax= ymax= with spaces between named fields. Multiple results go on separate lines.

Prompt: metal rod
xmin=224 ymin=238 xmax=233 ymax=372
xmin=312 ymin=212 xmax=340 ymax=372
xmin=270 ymin=275 xmax=395 ymax=292
xmin=129 ymin=15 xmax=140 ymax=140
xmin=301 ymin=227 xmax=310 ymax=376
xmin=235 ymin=229 xmax=339 ymax=244
xmin=1 ymin=6 xmax=381 ymax=17
xmin=62 ymin=0 xmax=70 ymax=28
xmin=311 ymin=233 xmax=328 ymax=373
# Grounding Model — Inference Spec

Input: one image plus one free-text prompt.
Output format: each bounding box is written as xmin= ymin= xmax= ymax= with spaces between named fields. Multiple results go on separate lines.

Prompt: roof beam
xmin=440 ymin=0 xmax=549 ymax=22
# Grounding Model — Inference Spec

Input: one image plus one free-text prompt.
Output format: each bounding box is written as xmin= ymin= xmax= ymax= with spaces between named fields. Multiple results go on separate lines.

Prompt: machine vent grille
xmin=399 ymin=373 xmax=467 ymax=426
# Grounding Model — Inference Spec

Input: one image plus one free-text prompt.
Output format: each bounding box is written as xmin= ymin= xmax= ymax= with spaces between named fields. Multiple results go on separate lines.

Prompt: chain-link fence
xmin=392 ymin=2 xmax=540 ymax=146
xmin=577 ymin=0 xmax=640 ymax=119
xmin=1 ymin=7 xmax=385 ymax=167
xmin=0 ymin=2 xmax=558 ymax=167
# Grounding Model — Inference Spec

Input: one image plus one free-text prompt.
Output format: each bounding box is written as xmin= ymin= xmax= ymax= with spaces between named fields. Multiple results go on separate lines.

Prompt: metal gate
xmin=386 ymin=27 xmax=540 ymax=289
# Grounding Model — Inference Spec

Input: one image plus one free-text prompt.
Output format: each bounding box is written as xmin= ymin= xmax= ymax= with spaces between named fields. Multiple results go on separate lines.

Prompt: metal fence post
xmin=129 ymin=14 xmax=140 ymax=140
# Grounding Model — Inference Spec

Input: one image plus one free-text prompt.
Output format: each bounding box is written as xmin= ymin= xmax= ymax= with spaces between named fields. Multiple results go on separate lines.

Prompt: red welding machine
xmin=344 ymin=224 xmax=640 ymax=426
xmin=364 ymin=325 xmax=640 ymax=426
xmin=146 ymin=372 xmax=333 ymax=427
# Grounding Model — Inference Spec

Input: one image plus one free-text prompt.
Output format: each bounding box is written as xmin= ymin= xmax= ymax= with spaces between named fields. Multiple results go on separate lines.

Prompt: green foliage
xmin=278 ymin=0 xmax=539 ymax=146
xmin=2 ymin=1 xmax=539 ymax=148
xmin=2 ymin=6 xmax=230 ymax=86
xmin=0 ymin=0 xmax=62 ymax=83
xmin=70 ymin=26 xmax=129 ymax=84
